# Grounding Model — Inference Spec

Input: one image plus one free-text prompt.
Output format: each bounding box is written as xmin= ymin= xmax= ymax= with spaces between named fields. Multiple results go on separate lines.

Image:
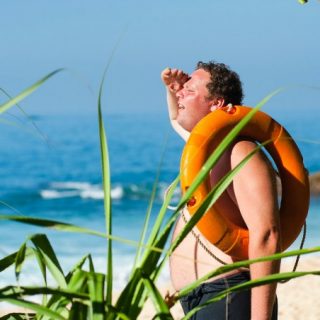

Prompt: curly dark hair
xmin=196 ymin=61 xmax=244 ymax=105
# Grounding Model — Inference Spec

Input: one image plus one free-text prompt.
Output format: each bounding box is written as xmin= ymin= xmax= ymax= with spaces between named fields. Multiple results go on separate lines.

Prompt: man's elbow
xmin=250 ymin=226 xmax=282 ymax=255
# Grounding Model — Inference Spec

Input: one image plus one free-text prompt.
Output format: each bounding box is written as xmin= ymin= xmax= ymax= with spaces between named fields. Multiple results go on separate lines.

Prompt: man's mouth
xmin=178 ymin=103 xmax=185 ymax=110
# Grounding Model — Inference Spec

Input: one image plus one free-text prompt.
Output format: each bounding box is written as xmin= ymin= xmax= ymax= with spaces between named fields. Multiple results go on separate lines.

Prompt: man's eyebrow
xmin=184 ymin=79 xmax=194 ymax=88
xmin=183 ymin=76 xmax=192 ymax=86
xmin=185 ymin=83 xmax=196 ymax=90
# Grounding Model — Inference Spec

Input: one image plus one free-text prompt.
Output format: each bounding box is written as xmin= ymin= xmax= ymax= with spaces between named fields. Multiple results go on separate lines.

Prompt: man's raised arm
xmin=161 ymin=67 xmax=190 ymax=141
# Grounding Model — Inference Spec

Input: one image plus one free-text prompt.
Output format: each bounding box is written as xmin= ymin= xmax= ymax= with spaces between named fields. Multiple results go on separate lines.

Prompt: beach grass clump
xmin=0 ymin=71 xmax=319 ymax=319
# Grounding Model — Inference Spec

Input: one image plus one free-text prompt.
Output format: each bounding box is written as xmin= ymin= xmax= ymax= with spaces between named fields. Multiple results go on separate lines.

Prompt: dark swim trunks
xmin=180 ymin=271 xmax=278 ymax=320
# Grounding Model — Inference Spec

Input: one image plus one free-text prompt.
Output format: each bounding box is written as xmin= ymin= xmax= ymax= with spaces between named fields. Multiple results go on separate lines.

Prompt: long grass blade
xmin=87 ymin=272 xmax=106 ymax=320
xmin=97 ymin=69 xmax=113 ymax=306
xmin=0 ymin=215 xmax=168 ymax=254
xmin=0 ymin=285 xmax=88 ymax=300
xmin=0 ymin=69 xmax=64 ymax=115
xmin=178 ymin=246 xmax=320 ymax=298
xmin=0 ymin=215 xmax=106 ymax=237
xmin=0 ymin=248 xmax=32 ymax=272
xmin=0 ymin=87 xmax=49 ymax=144
xmin=114 ymin=268 xmax=147 ymax=318
xmin=0 ymin=313 xmax=29 ymax=319
xmin=144 ymin=176 xmax=180 ymax=251
xmin=96 ymin=29 xmax=128 ymax=308
xmin=133 ymin=135 xmax=169 ymax=269
xmin=1 ymin=299 xmax=67 ymax=320
xmin=119 ymin=214 xmax=177 ymax=319
xmin=32 ymin=246 xmax=49 ymax=306
xmin=68 ymin=302 xmax=89 ymax=320
xmin=43 ymin=269 xmax=89 ymax=317
xmin=0 ymin=252 xmax=20 ymax=272
xmin=31 ymin=247 xmax=48 ymax=287
xmin=29 ymin=234 xmax=67 ymax=288
xmin=14 ymin=242 xmax=27 ymax=283
xmin=121 ymin=180 xmax=180 ymax=317
xmin=0 ymin=118 xmax=48 ymax=142
xmin=183 ymin=269 xmax=320 ymax=319
xmin=106 ymin=305 xmax=131 ymax=320
xmin=141 ymin=276 xmax=172 ymax=319
xmin=66 ymin=254 xmax=94 ymax=279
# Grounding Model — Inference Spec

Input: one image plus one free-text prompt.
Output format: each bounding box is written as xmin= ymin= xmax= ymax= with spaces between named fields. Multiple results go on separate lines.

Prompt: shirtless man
xmin=161 ymin=61 xmax=280 ymax=319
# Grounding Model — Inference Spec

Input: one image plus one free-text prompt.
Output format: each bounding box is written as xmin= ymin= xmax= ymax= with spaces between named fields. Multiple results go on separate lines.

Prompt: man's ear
xmin=210 ymin=97 xmax=225 ymax=111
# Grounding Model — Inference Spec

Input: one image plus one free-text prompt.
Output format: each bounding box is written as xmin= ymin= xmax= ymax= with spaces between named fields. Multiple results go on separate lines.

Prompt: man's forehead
xmin=189 ymin=69 xmax=211 ymax=84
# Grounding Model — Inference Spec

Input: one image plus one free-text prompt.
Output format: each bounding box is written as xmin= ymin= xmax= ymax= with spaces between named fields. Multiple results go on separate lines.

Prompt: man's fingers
xmin=161 ymin=67 xmax=189 ymax=87
xmin=176 ymin=69 xmax=183 ymax=78
xmin=177 ymin=70 xmax=189 ymax=81
xmin=161 ymin=67 xmax=171 ymax=77
xmin=170 ymin=68 xmax=179 ymax=77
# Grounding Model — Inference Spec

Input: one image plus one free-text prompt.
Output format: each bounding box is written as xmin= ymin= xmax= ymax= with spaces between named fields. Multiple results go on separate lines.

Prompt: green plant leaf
xmin=43 ymin=269 xmax=89 ymax=318
xmin=0 ymin=251 xmax=26 ymax=273
xmin=97 ymin=70 xmax=113 ymax=306
xmin=1 ymin=299 xmax=66 ymax=320
xmin=178 ymin=246 xmax=320 ymax=298
xmin=115 ymin=178 xmax=181 ymax=318
xmin=66 ymin=254 xmax=94 ymax=281
xmin=14 ymin=242 xmax=27 ymax=283
xmin=87 ymin=272 xmax=106 ymax=320
xmin=32 ymin=247 xmax=48 ymax=287
xmin=29 ymin=234 xmax=67 ymax=288
xmin=142 ymin=276 xmax=172 ymax=318
xmin=68 ymin=302 xmax=89 ymax=320
xmin=96 ymin=30 xmax=130 ymax=309
xmin=0 ymin=214 xmax=168 ymax=255
xmin=0 ymin=215 xmax=105 ymax=237
xmin=0 ymin=87 xmax=49 ymax=144
xmin=133 ymin=135 xmax=168 ymax=269
xmin=0 ymin=69 xmax=64 ymax=115
xmin=0 ymin=285 xmax=88 ymax=300
xmin=0 ymin=313 xmax=33 ymax=320
xmin=183 ymin=269 xmax=320 ymax=319
xmin=142 ymin=176 xmax=180 ymax=255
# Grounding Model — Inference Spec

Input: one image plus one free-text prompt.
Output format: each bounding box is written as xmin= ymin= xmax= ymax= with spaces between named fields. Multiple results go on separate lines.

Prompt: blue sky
xmin=1 ymin=0 xmax=319 ymax=117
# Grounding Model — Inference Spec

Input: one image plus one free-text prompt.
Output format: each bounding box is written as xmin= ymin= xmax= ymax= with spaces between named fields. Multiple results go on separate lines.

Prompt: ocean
xmin=0 ymin=111 xmax=319 ymax=290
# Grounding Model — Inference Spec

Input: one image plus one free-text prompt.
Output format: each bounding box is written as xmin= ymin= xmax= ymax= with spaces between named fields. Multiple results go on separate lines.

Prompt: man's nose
xmin=176 ymin=89 xmax=184 ymax=99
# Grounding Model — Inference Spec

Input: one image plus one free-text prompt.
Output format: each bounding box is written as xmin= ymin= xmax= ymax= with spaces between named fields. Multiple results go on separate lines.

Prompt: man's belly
xmin=169 ymin=208 xmax=248 ymax=291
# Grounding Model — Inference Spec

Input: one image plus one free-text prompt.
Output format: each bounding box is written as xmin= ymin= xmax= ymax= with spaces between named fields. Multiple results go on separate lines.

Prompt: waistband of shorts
xmin=180 ymin=271 xmax=250 ymax=301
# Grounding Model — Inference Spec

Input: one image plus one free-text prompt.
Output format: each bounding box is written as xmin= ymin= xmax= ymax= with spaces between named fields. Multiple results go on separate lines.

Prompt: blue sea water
xmin=0 ymin=111 xmax=319 ymax=290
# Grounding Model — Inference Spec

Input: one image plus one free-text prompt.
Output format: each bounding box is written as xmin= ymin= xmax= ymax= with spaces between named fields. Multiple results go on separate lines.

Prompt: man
xmin=161 ymin=61 xmax=280 ymax=319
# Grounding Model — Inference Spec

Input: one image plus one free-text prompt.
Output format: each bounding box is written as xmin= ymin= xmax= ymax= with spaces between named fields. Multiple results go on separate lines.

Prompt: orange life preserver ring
xmin=180 ymin=105 xmax=309 ymax=260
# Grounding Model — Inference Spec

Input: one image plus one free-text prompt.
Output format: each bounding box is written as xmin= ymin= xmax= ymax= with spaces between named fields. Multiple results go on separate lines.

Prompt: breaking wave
xmin=40 ymin=181 xmax=181 ymax=203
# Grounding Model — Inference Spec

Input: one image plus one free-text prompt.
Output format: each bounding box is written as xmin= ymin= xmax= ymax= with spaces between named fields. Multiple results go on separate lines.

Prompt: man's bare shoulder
xmin=230 ymin=139 xmax=258 ymax=164
xmin=229 ymin=139 xmax=275 ymax=180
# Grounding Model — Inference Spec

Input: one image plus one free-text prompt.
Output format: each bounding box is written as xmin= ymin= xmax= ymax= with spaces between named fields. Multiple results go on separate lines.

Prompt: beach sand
xmin=1 ymin=257 xmax=319 ymax=319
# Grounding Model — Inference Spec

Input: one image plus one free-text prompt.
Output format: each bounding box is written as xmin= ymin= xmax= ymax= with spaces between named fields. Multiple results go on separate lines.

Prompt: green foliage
xmin=0 ymin=72 xmax=318 ymax=320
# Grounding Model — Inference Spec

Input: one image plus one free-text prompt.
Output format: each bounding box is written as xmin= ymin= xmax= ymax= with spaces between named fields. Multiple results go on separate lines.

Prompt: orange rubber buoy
xmin=180 ymin=105 xmax=310 ymax=260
